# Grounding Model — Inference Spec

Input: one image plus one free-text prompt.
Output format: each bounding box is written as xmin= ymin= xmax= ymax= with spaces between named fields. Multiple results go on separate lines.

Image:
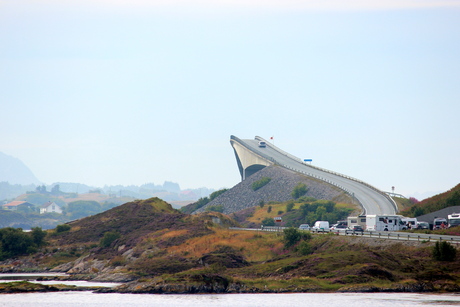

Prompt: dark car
xmin=416 ymin=221 xmax=430 ymax=230
xmin=352 ymin=225 xmax=364 ymax=232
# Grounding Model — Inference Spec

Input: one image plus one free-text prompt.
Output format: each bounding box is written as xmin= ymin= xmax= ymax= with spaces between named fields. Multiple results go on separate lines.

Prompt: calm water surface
xmin=0 ymin=273 xmax=121 ymax=288
xmin=0 ymin=292 xmax=459 ymax=307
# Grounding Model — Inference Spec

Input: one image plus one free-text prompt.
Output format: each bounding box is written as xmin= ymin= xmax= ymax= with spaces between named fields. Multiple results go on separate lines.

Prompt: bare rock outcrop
xmin=194 ymin=165 xmax=353 ymax=215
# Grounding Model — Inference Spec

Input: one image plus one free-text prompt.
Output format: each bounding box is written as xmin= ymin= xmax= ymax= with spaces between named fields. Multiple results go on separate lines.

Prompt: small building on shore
xmin=2 ymin=201 xmax=35 ymax=211
xmin=40 ymin=201 xmax=63 ymax=214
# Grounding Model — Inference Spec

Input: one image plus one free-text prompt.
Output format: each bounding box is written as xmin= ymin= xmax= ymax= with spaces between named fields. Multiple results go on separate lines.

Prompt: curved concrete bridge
xmin=230 ymin=135 xmax=397 ymax=215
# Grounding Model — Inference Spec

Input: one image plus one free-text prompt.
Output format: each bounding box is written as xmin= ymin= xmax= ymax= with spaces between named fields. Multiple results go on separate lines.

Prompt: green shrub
xmin=433 ymin=241 xmax=457 ymax=261
xmin=209 ymin=189 xmax=228 ymax=200
xmin=252 ymin=177 xmax=271 ymax=191
xmin=262 ymin=217 xmax=275 ymax=226
xmin=56 ymin=224 xmax=71 ymax=233
xmin=291 ymin=183 xmax=308 ymax=199
xmin=283 ymin=227 xmax=311 ymax=250
xmin=297 ymin=241 xmax=312 ymax=255
xmin=181 ymin=189 xmax=228 ymax=214
xmin=298 ymin=196 xmax=317 ymax=202
xmin=30 ymin=227 xmax=47 ymax=247
xmin=283 ymin=228 xmax=301 ymax=249
xmin=100 ymin=231 xmax=121 ymax=248
xmin=205 ymin=205 xmax=224 ymax=213
xmin=286 ymin=202 xmax=294 ymax=212
xmin=0 ymin=227 xmax=45 ymax=260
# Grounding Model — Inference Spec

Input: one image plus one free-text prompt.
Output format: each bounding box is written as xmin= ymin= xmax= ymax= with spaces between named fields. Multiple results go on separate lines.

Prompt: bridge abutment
xmin=230 ymin=138 xmax=273 ymax=181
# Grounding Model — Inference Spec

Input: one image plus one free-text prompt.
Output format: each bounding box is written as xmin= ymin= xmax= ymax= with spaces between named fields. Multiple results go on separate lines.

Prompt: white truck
xmin=447 ymin=213 xmax=460 ymax=228
xmin=312 ymin=221 xmax=330 ymax=231
xmin=366 ymin=215 xmax=405 ymax=231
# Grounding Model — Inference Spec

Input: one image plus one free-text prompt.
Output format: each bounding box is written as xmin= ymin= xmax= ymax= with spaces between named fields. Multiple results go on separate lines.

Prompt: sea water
xmin=0 ymin=292 xmax=459 ymax=307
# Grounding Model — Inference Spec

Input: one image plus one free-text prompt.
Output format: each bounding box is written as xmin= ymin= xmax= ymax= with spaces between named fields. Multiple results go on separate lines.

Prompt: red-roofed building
xmin=2 ymin=201 xmax=35 ymax=211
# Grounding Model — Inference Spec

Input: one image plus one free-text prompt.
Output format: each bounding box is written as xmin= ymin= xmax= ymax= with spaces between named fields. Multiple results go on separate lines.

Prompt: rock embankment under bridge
xmin=193 ymin=165 xmax=355 ymax=215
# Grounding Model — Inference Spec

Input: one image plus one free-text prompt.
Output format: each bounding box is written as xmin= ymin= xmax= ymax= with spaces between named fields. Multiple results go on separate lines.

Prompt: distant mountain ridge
xmin=0 ymin=152 xmax=41 ymax=185
xmin=0 ymin=151 xmax=214 ymax=203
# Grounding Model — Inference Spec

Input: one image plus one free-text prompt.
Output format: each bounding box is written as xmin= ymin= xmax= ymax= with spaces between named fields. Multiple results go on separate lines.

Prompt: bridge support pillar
xmin=230 ymin=138 xmax=273 ymax=181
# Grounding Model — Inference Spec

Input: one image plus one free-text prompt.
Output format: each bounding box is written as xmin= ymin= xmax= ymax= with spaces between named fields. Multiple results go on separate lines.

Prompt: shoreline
xmin=0 ymin=277 xmax=458 ymax=295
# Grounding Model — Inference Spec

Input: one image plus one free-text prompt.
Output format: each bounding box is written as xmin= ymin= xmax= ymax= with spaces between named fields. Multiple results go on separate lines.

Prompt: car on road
xmin=330 ymin=223 xmax=348 ymax=231
xmin=416 ymin=221 xmax=430 ymax=230
xmin=346 ymin=225 xmax=364 ymax=234
xmin=298 ymin=224 xmax=310 ymax=230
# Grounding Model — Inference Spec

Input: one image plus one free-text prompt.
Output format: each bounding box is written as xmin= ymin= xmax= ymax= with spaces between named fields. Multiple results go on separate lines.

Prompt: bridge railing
xmin=230 ymin=135 xmax=276 ymax=164
xmin=253 ymin=136 xmax=397 ymax=213
xmin=255 ymin=136 xmax=302 ymax=163
xmin=280 ymin=164 xmax=365 ymax=214
xmin=233 ymin=135 xmax=365 ymax=213
xmin=229 ymin=227 xmax=460 ymax=245
xmin=297 ymin=161 xmax=398 ymax=213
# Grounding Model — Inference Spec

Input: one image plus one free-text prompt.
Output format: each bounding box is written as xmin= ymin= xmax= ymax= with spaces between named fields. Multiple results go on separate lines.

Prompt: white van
xmin=401 ymin=217 xmax=417 ymax=230
xmin=312 ymin=221 xmax=330 ymax=231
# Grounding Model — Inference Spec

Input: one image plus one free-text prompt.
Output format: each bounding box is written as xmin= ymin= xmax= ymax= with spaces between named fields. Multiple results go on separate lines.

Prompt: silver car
xmin=298 ymin=224 xmax=310 ymax=230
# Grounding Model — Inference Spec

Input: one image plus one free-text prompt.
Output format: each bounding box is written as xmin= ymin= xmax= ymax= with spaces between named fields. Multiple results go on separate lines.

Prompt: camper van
xmin=448 ymin=213 xmax=460 ymax=228
xmin=366 ymin=215 xmax=405 ymax=232
xmin=347 ymin=215 xmax=366 ymax=229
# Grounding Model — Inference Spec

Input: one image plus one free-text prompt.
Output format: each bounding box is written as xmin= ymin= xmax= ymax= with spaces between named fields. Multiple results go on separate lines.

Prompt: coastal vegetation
xmin=0 ymin=197 xmax=459 ymax=294
xmin=400 ymin=183 xmax=460 ymax=217
xmin=233 ymin=198 xmax=354 ymax=228
xmin=291 ymin=183 xmax=308 ymax=199
xmin=251 ymin=177 xmax=271 ymax=191
xmin=0 ymin=227 xmax=46 ymax=260
xmin=180 ymin=189 xmax=228 ymax=214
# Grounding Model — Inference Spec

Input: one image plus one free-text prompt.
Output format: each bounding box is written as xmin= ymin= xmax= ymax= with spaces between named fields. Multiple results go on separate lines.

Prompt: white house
xmin=40 ymin=201 xmax=63 ymax=214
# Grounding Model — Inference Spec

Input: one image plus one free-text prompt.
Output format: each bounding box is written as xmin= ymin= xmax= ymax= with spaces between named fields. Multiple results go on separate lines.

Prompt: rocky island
xmin=0 ymin=195 xmax=458 ymax=294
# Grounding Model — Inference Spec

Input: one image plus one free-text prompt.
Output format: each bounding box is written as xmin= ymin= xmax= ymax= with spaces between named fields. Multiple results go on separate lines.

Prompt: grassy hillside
xmin=0 ymin=192 xmax=136 ymax=230
xmin=230 ymin=198 xmax=357 ymax=228
xmin=52 ymin=197 xmax=221 ymax=247
xmin=401 ymin=183 xmax=460 ymax=217
xmin=0 ymin=197 xmax=459 ymax=293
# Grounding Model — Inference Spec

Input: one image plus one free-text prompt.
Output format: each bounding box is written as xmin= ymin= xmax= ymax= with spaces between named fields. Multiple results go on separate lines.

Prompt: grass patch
xmin=167 ymin=229 xmax=283 ymax=262
xmin=236 ymin=276 xmax=341 ymax=292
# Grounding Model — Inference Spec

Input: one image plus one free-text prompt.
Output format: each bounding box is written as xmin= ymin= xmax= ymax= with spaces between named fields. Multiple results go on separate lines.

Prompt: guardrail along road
xmin=232 ymin=135 xmax=397 ymax=216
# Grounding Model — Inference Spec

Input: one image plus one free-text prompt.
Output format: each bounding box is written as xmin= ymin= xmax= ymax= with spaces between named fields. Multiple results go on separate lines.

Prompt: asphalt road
xmin=238 ymin=137 xmax=396 ymax=215
xmin=231 ymin=227 xmax=460 ymax=244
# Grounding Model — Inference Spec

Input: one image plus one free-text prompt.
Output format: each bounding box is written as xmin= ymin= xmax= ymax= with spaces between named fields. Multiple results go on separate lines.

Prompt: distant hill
xmin=53 ymin=197 xmax=237 ymax=249
xmin=0 ymin=152 xmax=41 ymax=185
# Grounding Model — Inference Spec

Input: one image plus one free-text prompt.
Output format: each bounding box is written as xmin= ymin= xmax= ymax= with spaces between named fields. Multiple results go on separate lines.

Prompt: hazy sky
xmin=1 ymin=0 xmax=459 ymax=199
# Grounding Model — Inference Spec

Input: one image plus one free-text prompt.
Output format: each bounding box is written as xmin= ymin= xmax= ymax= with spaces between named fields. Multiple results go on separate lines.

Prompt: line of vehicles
xmin=298 ymin=213 xmax=460 ymax=232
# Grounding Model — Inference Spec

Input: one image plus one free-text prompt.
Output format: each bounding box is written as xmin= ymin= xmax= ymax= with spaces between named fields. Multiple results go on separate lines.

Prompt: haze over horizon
xmin=1 ymin=1 xmax=459 ymax=200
